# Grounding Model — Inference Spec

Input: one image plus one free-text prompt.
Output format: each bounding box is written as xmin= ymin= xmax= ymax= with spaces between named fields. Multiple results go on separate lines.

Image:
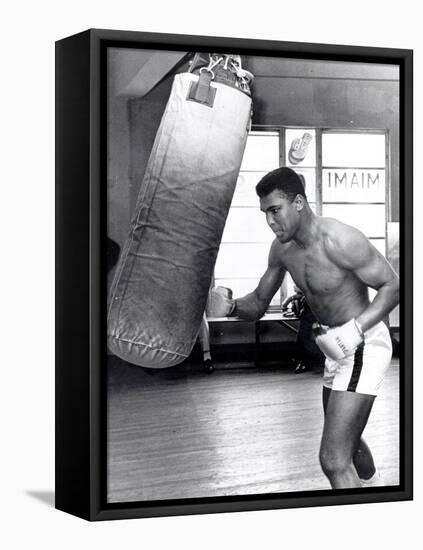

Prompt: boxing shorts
xmin=322 ymin=321 xmax=392 ymax=396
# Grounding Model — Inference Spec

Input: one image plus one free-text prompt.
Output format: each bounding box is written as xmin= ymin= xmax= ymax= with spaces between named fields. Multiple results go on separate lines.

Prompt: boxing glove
xmin=207 ymin=286 xmax=236 ymax=318
xmin=281 ymin=292 xmax=305 ymax=317
xmin=313 ymin=319 xmax=364 ymax=361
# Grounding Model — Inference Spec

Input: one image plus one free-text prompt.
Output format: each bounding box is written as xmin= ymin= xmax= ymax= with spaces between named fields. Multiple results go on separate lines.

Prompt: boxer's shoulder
xmin=320 ymin=217 xmax=363 ymax=246
xmin=269 ymin=238 xmax=294 ymax=264
xmin=319 ymin=216 xmax=350 ymax=236
xmin=319 ymin=217 xmax=369 ymax=267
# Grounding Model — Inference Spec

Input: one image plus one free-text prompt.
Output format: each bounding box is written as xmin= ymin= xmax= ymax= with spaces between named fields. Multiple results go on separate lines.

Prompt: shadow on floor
xmin=26 ymin=490 xmax=55 ymax=508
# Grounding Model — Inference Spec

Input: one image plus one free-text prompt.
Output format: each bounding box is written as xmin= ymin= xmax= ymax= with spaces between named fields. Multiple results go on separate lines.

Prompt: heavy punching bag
xmin=108 ymin=53 xmax=253 ymax=368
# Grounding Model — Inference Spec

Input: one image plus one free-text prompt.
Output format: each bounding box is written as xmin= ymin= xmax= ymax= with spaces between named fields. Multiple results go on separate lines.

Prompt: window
xmin=214 ymin=132 xmax=281 ymax=306
xmin=214 ymin=128 xmax=388 ymax=311
xmin=321 ymin=131 xmax=386 ymax=249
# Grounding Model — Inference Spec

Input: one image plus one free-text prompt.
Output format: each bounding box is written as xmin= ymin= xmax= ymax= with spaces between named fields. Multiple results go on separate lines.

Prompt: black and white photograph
xmin=105 ymin=43 xmax=405 ymax=505
xmin=4 ymin=0 xmax=421 ymax=547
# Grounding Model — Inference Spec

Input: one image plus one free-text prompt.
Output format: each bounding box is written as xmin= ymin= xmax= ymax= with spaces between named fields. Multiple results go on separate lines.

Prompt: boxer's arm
xmin=234 ymin=240 xmax=286 ymax=321
xmin=326 ymin=224 xmax=399 ymax=333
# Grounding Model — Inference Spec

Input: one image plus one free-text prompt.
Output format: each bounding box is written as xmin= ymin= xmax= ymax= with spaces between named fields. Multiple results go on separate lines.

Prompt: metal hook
xmin=199 ymin=66 xmax=215 ymax=80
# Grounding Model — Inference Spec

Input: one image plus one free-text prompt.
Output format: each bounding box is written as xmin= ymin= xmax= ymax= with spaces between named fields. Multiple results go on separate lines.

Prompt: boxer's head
xmin=256 ymin=167 xmax=309 ymax=243
xmin=256 ymin=167 xmax=307 ymax=202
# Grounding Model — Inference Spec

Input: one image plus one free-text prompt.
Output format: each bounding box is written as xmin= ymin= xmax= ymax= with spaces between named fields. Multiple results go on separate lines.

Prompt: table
xmin=206 ymin=311 xmax=299 ymax=367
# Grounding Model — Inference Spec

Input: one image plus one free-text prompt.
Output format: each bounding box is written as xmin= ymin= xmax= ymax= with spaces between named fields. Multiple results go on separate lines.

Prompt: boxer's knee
xmin=319 ymin=444 xmax=353 ymax=479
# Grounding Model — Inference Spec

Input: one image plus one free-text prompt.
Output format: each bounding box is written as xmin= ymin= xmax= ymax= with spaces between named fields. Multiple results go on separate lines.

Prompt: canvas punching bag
xmin=107 ymin=54 xmax=253 ymax=368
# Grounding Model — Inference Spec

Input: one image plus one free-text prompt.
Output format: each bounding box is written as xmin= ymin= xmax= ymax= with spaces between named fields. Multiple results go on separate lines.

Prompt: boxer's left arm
xmin=326 ymin=224 xmax=399 ymax=333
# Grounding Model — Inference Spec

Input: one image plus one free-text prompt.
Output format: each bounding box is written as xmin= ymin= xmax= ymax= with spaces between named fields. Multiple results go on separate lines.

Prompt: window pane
xmin=214 ymin=243 xmax=269 ymax=278
xmin=214 ymin=277 xmax=263 ymax=302
xmin=215 ymin=131 xmax=282 ymax=312
xmin=280 ymin=274 xmax=297 ymax=303
xmin=286 ymin=129 xmax=316 ymax=167
xmin=322 ymin=133 xmax=385 ymax=168
xmin=215 ymin=278 xmax=281 ymax=308
xmin=369 ymin=239 xmax=386 ymax=257
xmin=270 ymin=294 xmax=281 ymax=307
xmin=322 ymin=204 xmax=386 ymax=237
xmin=369 ymin=288 xmax=377 ymax=302
xmin=322 ymin=169 xmax=385 ymax=202
xmin=239 ymin=132 xmax=280 ymax=171
xmin=232 ymin=172 xmax=265 ymax=207
xmin=222 ymin=208 xmax=273 ymax=243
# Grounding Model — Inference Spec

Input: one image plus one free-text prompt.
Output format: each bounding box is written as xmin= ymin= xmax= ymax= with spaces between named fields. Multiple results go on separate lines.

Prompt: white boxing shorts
xmin=323 ymin=321 xmax=392 ymax=396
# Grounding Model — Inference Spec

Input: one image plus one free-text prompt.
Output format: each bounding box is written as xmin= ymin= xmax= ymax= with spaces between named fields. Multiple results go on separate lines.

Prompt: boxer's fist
xmin=207 ymin=286 xmax=235 ymax=318
xmin=313 ymin=319 xmax=363 ymax=361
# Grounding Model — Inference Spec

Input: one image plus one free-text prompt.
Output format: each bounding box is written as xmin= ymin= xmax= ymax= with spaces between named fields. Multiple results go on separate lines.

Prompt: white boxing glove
xmin=207 ymin=286 xmax=236 ymax=318
xmin=313 ymin=319 xmax=364 ymax=361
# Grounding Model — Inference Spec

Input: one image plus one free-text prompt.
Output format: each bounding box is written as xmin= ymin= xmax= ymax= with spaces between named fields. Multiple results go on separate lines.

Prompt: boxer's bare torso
xmin=272 ymin=217 xmax=370 ymax=327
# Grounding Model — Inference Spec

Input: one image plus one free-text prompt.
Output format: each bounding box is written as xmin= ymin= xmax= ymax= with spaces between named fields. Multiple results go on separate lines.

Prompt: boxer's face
xmin=260 ymin=190 xmax=301 ymax=243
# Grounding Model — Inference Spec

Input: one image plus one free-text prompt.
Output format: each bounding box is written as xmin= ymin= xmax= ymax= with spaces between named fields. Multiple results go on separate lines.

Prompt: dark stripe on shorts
xmin=347 ymin=342 xmax=365 ymax=392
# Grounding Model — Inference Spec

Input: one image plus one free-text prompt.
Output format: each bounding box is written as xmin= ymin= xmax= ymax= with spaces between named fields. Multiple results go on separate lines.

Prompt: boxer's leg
xmin=198 ymin=314 xmax=211 ymax=360
xmin=322 ymin=387 xmax=376 ymax=481
xmin=198 ymin=314 xmax=213 ymax=373
xmin=353 ymin=438 xmax=376 ymax=481
xmin=320 ymin=388 xmax=375 ymax=488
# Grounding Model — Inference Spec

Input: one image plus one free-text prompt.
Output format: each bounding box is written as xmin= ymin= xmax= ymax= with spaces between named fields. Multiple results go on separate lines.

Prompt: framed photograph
xmin=55 ymin=28 xmax=413 ymax=521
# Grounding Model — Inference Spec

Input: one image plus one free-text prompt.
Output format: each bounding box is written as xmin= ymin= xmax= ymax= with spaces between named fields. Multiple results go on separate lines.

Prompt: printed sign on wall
xmin=322 ymin=169 xmax=385 ymax=202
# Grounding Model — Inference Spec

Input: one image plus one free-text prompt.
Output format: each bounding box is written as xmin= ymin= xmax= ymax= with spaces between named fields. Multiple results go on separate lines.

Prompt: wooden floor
xmin=107 ymin=357 xmax=400 ymax=503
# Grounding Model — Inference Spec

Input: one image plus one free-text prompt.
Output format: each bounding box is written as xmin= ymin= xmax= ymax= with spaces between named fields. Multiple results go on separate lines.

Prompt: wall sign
xmin=322 ymin=169 xmax=385 ymax=202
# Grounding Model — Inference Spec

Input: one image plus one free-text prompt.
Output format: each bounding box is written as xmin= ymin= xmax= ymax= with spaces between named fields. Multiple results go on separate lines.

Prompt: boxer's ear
xmin=294 ymin=194 xmax=305 ymax=211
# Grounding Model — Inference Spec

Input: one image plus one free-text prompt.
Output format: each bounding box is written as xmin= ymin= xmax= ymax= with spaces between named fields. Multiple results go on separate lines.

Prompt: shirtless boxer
xmin=211 ymin=167 xmax=399 ymax=489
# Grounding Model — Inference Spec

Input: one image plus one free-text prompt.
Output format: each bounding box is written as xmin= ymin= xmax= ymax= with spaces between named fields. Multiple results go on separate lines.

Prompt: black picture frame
xmin=55 ymin=28 xmax=413 ymax=521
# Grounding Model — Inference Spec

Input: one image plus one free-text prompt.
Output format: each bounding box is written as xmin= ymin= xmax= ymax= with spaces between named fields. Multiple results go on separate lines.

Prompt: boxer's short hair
xmin=256 ymin=167 xmax=307 ymax=202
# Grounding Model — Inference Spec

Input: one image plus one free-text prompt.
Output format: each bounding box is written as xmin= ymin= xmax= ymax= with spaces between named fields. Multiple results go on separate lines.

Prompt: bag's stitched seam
xmin=111 ymin=336 xmax=188 ymax=357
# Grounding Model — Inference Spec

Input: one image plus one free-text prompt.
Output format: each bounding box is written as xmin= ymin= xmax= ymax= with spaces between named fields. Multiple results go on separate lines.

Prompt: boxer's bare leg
xmin=353 ymin=438 xmax=376 ymax=480
xmin=198 ymin=314 xmax=211 ymax=361
xmin=320 ymin=388 xmax=375 ymax=488
xmin=322 ymin=387 xmax=376 ymax=480
xmin=198 ymin=314 xmax=214 ymax=373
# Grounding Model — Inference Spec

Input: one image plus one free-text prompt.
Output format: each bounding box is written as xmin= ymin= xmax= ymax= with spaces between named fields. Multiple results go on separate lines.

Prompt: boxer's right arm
xmin=234 ymin=241 xmax=286 ymax=321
